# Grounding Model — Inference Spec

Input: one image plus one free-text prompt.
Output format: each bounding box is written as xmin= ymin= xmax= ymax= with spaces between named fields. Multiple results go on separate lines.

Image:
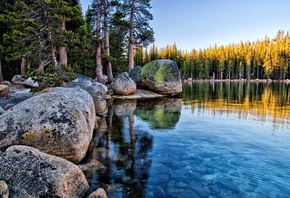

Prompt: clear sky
xmin=79 ymin=0 xmax=290 ymax=51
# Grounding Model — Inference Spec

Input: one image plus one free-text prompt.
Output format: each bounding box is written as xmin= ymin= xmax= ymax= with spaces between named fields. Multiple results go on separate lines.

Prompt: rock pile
xmin=0 ymin=59 xmax=181 ymax=197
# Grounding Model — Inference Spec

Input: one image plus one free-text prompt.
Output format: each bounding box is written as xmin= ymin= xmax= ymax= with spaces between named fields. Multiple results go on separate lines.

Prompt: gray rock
xmin=0 ymin=87 xmax=96 ymax=163
xmin=23 ymin=77 xmax=39 ymax=87
xmin=112 ymin=89 xmax=165 ymax=99
xmin=65 ymin=81 xmax=108 ymax=116
xmin=64 ymin=81 xmax=92 ymax=89
xmin=0 ymin=180 xmax=9 ymax=198
xmin=4 ymin=103 xmax=15 ymax=110
xmin=0 ymin=85 xmax=9 ymax=96
xmin=136 ymin=59 xmax=182 ymax=95
xmin=74 ymin=73 xmax=92 ymax=82
xmin=78 ymin=159 xmax=106 ymax=172
xmin=0 ymin=145 xmax=89 ymax=197
xmin=86 ymin=84 xmax=108 ymax=115
xmin=129 ymin=65 xmax=141 ymax=83
xmin=91 ymin=82 xmax=108 ymax=95
xmin=11 ymin=75 xmax=24 ymax=84
xmin=0 ymin=107 xmax=5 ymax=115
xmin=0 ymin=81 xmax=11 ymax=85
xmin=88 ymin=188 xmax=107 ymax=198
xmin=0 ymin=90 xmax=33 ymax=109
xmin=112 ymin=72 xmax=136 ymax=95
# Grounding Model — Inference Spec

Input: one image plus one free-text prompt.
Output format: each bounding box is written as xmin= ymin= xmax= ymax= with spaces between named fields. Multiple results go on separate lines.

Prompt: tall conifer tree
xmin=122 ymin=0 xmax=154 ymax=71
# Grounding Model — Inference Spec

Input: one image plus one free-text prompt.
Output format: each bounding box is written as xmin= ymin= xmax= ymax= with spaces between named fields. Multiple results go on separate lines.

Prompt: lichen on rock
xmin=137 ymin=59 xmax=182 ymax=95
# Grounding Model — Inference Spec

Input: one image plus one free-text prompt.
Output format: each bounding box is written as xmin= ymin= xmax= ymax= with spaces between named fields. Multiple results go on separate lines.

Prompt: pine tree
xmin=1 ymin=0 xmax=75 ymax=86
xmin=103 ymin=0 xmax=114 ymax=83
xmin=122 ymin=0 xmax=154 ymax=71
xmin=109 ymin=8 xmax=128 ymax=75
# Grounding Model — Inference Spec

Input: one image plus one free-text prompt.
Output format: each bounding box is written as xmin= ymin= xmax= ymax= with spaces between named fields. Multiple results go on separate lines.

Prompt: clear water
xmin=89 ymin=82 xmax=290 ymax=198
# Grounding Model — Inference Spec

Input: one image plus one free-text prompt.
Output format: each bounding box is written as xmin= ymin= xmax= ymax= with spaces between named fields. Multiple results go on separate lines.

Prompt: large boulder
xmin=129 ymin=65 xmax=141 ymax=83
xmin=65 ymin=78 xmax=109 ymax=116
xmin=136 ymin=59 xmax=182 ymax=95
xmin=112 ymin=72 xmax=136 ymax=95
xmin=0 ymin=87 xmax=96 ymax=163
xmin=0 ymin=145 xmax=89 ymax=197
xmin=86 ymin=83 xmax=108 ymax=116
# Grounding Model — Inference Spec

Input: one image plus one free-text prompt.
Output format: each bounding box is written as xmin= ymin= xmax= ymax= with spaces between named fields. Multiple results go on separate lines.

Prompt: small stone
xmin=4 ymin=103 xmax=14 ymax=110
xmin=23 ymin=77 xmax=39 ymax=87
xmin=0 ymin=107 xmax=5 ymax=115
xmin=0 ymin=180 xmax=9 ymax=198
xmin=78 ymin=159 xmax=106 ymax=172
xmin=88 ymin=188 xmax=107 ymax=198
xmin=0 ymin=85 xmax=9 ymax=96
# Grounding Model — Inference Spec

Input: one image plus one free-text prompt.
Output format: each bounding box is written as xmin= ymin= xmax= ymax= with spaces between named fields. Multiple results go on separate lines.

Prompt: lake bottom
xmin=92 ymin=104 xmax=290 ymax=198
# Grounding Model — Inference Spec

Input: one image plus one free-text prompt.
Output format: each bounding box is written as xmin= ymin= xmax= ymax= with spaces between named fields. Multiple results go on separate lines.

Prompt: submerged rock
xmin=137 ymin=59 xmax=182 ymax=95
xmin=0 ymin=145 xmax=89 ymax=197
xmin=0 ymin=87 xmax=95 ymax=163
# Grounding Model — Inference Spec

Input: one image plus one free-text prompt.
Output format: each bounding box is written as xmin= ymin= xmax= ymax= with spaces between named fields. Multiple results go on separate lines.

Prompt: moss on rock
xmin=137 ymin=59 xmax=182 ymax=95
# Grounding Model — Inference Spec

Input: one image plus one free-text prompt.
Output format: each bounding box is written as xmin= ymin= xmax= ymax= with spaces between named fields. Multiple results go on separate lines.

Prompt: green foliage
xmin=0 ymin=0 xmax=157 ymax=82
xmin=30 ymin=64 xmax=76 ymax=92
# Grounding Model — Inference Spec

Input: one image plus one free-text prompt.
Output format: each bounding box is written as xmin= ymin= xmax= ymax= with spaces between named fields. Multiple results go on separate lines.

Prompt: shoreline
xmin=183 ymin=78 xmax=290 ymax=83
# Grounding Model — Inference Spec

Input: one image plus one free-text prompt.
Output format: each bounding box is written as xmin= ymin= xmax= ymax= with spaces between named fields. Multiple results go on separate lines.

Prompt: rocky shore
xmin=0 ymin=59 xmax=182 ymax=197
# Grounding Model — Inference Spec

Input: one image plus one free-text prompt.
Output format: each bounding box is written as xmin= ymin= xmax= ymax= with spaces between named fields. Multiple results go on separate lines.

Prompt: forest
xmin=144 ymin=30 xmax=290 ymax=81
xmin=0 ymin=0 xmax=289 ymax=87
xmin=0 ymin=0 xmax=154 ymax=86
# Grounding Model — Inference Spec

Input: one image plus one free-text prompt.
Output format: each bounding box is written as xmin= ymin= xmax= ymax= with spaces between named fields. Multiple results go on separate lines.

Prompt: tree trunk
xmin=59 ymin=21 xmax=67 ymax=66
xmin=128 ymin=0 xmax=135 ymax=71
xmin=48 ymin=32 xmax=58 ymax=67
xmin=0 ymin=60 xmax=3 ymax=82
xmin=104 ymin=0 xmax=114 ymax=83
xmin=246 ymin=65 xmax=250 ymax=80
xmin=95 ymin=0 xmax=104 ymax=83
xmin=20 ymin=57 xmax=26 ymax=74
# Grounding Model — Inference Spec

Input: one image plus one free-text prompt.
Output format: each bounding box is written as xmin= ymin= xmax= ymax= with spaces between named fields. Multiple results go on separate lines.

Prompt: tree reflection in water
xmin=84 ymin=97 xmax=182 ymax=197
xmin=182 ymin=82 xmax=290 ymax=128
xmin=90 ymin=99 xmax=153 ymax=197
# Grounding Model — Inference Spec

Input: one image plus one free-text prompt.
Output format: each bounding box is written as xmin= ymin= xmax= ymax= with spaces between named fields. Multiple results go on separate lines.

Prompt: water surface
xmin=88 ymin=82 xmax=290 ymax=198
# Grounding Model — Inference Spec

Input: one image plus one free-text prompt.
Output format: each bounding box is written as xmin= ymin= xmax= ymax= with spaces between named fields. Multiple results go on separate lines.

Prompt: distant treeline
xmin=141 ymin=30 xmax=290 ymax=80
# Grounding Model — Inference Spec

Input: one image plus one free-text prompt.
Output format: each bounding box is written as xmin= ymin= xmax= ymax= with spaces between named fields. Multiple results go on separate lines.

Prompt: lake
xmin=86 ymin=82 xmax=290 ymax=198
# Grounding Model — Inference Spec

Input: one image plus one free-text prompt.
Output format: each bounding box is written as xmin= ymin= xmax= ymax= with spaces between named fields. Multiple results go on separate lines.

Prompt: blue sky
xmin=79 ymin=0 xmax=290 ymax=51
